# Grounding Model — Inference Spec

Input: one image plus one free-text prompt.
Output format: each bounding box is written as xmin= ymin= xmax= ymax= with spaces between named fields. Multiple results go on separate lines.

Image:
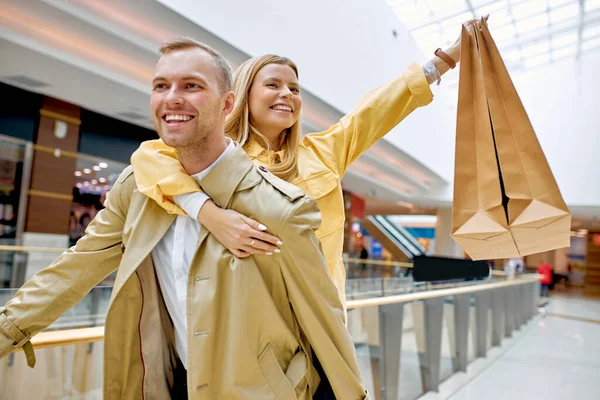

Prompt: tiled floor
xmin=436 ymin=296 xmax=600 ymax=400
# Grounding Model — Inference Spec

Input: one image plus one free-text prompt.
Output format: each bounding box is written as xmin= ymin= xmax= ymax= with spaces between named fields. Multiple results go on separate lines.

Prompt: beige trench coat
xmin=0 ymin=144 xmax=368 ymax=399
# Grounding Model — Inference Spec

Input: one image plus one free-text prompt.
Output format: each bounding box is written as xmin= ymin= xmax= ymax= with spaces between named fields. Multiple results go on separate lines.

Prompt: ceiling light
xmin=582 ymin=36 xmax=600 ymax=51
xmin=428 ymin=0 xmax=466 ymax=14
xmin=551 ymin=31 xmax=578 ymax=49
xmin=93 ymin=165 xmax=101 ymax=171
xmin=76 ymin=183 xmax=83 ymax=188
xmin=83 ymin=181 xmax=90 ymax=186
xmin=548 ymin=0 xmax=575 ymax=7
xmin=393 ymin=1 xmax=430 ymax=29
xmin=586 ymin=0 xmax=600 ymax=12
xmin=475 ymin=1 xmax=505 ymax=17
xmin=397 ymin=201 xmax=415 ymax=209
xmin=74 ymin=171 xmax=82 ymax=177
xmin=524 ymin=53 xmax=551 ymax=68
xmin=549 ymin=3 xmax=580 ymax=24
xmin=522 ymin=40 xmax=551 ymax=57
xmin=502 ymin=49 xmax=522 ymax=62
xmin=99 ymin=177 xmax=107 ymax=183
xmin=441 ymin=11 xmax=475 ymax=30
xmin=516 ymin=13 xmax=549 ymax=35
xmin=583 ymin=24 xmax=600 ymax=40
xmin=553 ymin=45 xmax=577 ymax=59
xmin=99 ymin=162 xmax=108 ymax=168
xmin=83 ymin=168 xmax=91 ymax=174
xmin=91 ymin=179 xmax=98 ymax=185
xmin=511 ymin=0 xmax=547 ymax=20
xmin=493 ymin=24 xmax=517 ymax=42
xmin=487 ymin=9 xmax=513 ymax=28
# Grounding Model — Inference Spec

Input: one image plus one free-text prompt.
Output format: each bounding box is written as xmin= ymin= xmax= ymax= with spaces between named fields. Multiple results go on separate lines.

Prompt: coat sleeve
xmin=130 ymin=139 xmax=200 ymax=215
xmin=276 ymin=196 xmax=369 ymax=399
xmin=302 ymin=62 xmax=433 ymax=178
xmin=0 ymin=166 xmax=135 ymax=367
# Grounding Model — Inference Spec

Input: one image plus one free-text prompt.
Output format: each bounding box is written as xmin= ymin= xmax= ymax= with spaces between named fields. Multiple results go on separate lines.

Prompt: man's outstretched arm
xmin=0 ymin=166 xmax=135 ymax=367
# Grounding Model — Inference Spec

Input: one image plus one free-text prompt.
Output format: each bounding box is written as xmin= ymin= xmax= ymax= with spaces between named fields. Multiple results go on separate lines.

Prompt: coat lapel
xmin=112 ymin=195 xmax=176 ymax=299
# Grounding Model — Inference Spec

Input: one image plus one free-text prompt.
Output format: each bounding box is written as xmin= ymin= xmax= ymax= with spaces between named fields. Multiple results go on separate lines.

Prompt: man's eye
xmin=154 ymin=83 xmax=167 ymax=90
xmin=291 ymin=88 xmax=300 ymax=93
xmin=186 ymin=83 xmax=200 ymax=89
xmin=267 ymin=83 xmax=278 ymax=88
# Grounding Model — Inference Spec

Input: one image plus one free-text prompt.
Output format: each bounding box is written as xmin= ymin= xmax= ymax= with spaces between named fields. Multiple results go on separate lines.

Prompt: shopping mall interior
xmin=0 ymin=0 xmax=599 ymax=399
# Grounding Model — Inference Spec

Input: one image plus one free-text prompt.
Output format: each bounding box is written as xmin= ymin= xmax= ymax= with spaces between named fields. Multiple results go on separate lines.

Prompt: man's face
xmin=151 ymin=48 xmax=226 ymax=150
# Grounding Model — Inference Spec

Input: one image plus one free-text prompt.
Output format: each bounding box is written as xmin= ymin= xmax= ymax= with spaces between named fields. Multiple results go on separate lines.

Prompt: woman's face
xmin=248 ymin=63 xmax=302 ymax=143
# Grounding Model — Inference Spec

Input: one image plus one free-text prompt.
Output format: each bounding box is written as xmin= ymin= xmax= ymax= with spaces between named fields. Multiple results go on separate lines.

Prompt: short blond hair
xmin=159 ymin=37 xmax=232 ymax=93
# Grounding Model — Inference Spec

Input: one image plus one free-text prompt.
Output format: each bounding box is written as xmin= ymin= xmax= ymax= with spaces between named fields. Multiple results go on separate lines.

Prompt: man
xmin=0 ymin=38 xmax=368 ymax=399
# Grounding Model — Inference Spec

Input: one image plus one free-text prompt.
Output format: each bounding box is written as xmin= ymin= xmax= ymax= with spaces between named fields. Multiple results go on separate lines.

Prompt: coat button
xmin=258 ymin=165 xmax=268 ymax=173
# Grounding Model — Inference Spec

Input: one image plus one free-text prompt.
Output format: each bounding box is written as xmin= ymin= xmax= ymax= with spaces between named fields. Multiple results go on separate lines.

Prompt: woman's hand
xmin=448 ymin=15 xmax=490 ymax=63
xmin=198 ymin=201 xmax=282 ymax=258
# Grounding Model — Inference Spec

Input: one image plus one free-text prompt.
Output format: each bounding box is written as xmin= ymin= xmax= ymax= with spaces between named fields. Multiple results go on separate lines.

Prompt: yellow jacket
xmin=131 ymin=62 xmax=433 ymax=305
xmin=0 ymin=144 xmax=369 ymax=399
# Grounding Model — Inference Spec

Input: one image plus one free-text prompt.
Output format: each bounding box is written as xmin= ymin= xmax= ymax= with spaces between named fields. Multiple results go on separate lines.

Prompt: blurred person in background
xmin=132 ymin=17 xmax=489 ymax=310
xmin=537 ymin=258 xmax=553 ymax=297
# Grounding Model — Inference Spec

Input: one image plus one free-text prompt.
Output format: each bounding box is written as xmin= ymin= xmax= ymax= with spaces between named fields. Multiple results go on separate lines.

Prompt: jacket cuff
xmin=405 ymin=62 xmax=434 ymax=107
xmin=0 ymin=307 xmax=36 ymax=367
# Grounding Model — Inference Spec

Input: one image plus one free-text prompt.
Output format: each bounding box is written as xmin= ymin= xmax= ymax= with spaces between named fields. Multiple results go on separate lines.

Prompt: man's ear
xmin=223 ymin=91 xmax=235 ymax=116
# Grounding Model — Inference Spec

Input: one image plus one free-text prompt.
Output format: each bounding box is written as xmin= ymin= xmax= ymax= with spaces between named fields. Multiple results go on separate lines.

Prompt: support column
xmin=504 ymin=286 xmax=514 ymax=338
xmin=378 ymin=303 xmax=404 ymax=400
xmin=418 ymin=298 xmax=444 ymax=392
xmin=23 ymin=97 xmax=80 ymax=278
xmin=491 ymin=289 xmax=504 ymax=347
xmin=453 ymin=294 xmax=470 ymax=372
xmin=474 ymin=291 xmax=490 ymax=358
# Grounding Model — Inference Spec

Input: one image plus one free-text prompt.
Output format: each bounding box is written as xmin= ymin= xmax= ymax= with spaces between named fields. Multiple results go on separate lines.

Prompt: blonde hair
xmin=225 ymin=55 xmax=300 ymax=182
xmin=159 ymin=37 xmax=233 ymax=93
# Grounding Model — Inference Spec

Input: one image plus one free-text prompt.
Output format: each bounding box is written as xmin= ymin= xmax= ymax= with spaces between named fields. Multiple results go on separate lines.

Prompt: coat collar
xmin=198 ymin=143 xmax=258 ymax=209
xmin=244 ymin=137 xmax=285 ymax=165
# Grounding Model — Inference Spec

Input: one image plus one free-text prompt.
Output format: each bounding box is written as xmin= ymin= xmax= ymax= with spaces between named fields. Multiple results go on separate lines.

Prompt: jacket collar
xmin=244 ymin=137 xmax=285 ymax=165
xmin=198 ymin=143 xmax=257 ymax=208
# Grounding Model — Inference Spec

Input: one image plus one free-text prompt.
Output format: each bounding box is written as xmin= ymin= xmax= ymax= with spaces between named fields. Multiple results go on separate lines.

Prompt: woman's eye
xmin=291 ymin=88 xmax=300 ymax=93
xmin=186 ymin=83 xmax=200 ymax=89
xmin=267 ymin=83 xmax=278 ymax=88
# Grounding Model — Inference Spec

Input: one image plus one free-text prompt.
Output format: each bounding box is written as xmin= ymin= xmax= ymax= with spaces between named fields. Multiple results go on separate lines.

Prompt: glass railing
xmin=0 ymin=249 xmax=540 ymax=400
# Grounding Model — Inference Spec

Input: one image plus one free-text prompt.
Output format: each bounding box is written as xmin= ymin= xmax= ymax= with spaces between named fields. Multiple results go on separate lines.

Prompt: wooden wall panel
xmin=25 ymin=196 xmax=71 ymax=235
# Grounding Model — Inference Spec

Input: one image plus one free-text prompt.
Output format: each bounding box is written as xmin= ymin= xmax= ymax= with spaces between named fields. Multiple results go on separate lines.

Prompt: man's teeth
xmin=165 ymin=115 xmax=193 ymax=122
xmin=271 ymin=105 xmax=292 ymax=112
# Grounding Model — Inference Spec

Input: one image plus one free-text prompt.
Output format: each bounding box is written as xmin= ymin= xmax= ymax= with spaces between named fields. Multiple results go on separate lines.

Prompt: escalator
xmin=363 ymin=215 xmax=426 ymax=262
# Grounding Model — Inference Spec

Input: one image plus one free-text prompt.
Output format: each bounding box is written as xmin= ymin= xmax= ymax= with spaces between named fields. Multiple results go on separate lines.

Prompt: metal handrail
xmin=11 ymin=274 xmax=539 ymax=351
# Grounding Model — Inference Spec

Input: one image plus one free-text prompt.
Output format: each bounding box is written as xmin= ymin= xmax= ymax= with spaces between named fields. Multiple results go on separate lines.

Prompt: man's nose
xmin=165 ymin=87 xmax=184 ymax=106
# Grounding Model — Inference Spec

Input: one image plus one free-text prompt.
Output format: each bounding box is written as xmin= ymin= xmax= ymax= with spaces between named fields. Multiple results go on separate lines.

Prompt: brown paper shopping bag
xmin=477 ymin=20 xmax=571 ymax=256
xmin=450 ymin=25 xmax=519 ymax=260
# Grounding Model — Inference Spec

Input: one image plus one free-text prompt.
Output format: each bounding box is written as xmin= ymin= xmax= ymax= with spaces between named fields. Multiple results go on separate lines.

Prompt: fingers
xmin=240 ymin=215 xmax=268 ymax=232
xmin=238 ymin=244 xmax=276 ymax=256
xmin=247 ymin=238 xmax=280 ymax=254
xmin=231 ymin=248 xmax=251 ymax=258
xmin=240 ymin=217 xmax=282 ymax=247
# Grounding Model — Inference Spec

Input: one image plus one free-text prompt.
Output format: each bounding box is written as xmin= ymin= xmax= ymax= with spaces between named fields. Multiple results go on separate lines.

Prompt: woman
xmin=131 ymin=19 xmax=484 ymax=306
